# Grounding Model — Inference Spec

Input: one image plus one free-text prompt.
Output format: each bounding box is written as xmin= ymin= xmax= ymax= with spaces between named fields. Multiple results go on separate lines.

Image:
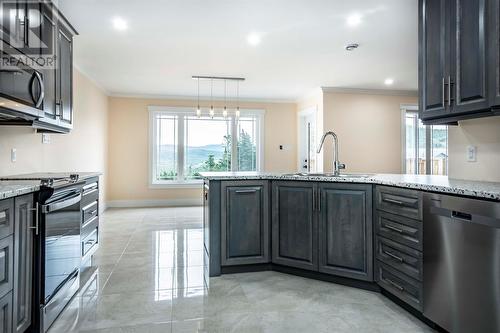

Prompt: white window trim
xmin=148 ymin=106 xmax=265 ymax=188
xmin=400 ymin=104 xmax=419 ymax=173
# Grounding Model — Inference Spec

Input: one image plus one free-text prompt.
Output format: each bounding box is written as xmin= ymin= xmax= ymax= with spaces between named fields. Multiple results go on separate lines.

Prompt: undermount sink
xmin=284 ymin=172 xmax=374 ymax=178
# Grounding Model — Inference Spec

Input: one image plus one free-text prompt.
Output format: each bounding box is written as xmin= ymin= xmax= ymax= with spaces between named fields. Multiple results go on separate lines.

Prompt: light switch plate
xmin=42 ymin=133 xmax=51 ymax=144
xmin=467 ymin=145 xmax=477 ymax=162
xmin=11 ymin=148 xmax=16 ymax=163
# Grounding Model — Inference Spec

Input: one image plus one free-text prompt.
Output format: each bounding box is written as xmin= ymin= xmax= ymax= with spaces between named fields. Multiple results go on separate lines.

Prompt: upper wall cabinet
xmin=490 ymin=0 xmax=500 ymax=108
xmin=419 ymin=0 xmax=497 ymax=124
xmin=0 ymin=1 xmax=77 ymax=133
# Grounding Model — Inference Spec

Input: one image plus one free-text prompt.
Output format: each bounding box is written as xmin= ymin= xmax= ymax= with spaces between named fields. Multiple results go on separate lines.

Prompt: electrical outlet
xmin=42 ymin=133 xmax=51 ymax=144
xmin=11 ymin=148 xmax=16 ymax=163
xmin=467 ymin=145 xmax=477 ymax=162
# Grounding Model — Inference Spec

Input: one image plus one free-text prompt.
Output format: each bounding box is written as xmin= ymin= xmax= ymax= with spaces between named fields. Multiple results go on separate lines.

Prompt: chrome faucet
xmin=317 ymin=131 xmax=346 ymax=176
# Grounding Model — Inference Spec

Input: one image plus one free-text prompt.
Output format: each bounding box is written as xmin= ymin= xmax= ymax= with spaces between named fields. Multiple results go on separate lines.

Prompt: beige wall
xmin=0 ymin=69 xmax=109 ymax=202
xmin=321 ymin=91 xmax=418 ymax=173
xmin=448 ymin=116 xmax=500 ymax=182
xmin=107 ymin=97 xmax=297 ymax=203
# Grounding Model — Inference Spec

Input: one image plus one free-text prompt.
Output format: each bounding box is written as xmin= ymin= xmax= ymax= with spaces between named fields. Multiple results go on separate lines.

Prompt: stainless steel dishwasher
xmin=423 ymin=193 xmax=500 ymax=333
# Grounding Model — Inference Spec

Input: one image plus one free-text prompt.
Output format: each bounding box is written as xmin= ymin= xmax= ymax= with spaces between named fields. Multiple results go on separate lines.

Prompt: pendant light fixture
xmin=209 ymin=78 xmax=215 ymax=119
xmin=196 ymin=78 xmax=201 ymax=118
xmin=192 ymin=76 xmax=245 ymax=118
xmin=223 ymin=80 xmax=228 ymax=118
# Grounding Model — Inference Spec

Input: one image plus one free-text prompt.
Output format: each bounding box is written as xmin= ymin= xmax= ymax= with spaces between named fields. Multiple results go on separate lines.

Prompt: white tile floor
xmin=48 ymin=207 xmax=434 ymax=333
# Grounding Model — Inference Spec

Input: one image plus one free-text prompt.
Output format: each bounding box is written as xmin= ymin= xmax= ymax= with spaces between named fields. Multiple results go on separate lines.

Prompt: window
xmin=150 ymin=107 xmax=264 ymax=186
xmin=402 ymin=106 xmax=448 ymax=175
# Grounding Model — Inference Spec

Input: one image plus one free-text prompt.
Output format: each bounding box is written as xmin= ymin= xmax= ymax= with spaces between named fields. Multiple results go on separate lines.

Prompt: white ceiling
xmin=57 ymin=0 xmax=418 ymax=101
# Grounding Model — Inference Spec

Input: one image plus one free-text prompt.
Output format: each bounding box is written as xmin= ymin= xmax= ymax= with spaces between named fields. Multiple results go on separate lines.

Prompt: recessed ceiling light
xmin=345 ymin=43 xmax=359 ymax=51
xmin=347 ymin=13 xmax=362 ymax=27
xmin=384 ymin=78 xmax=394 ymax=85
xmin=112 ymin=17 xmax=128 ymax=31
xmin=247 ymin=32 xmax=261 ymax=46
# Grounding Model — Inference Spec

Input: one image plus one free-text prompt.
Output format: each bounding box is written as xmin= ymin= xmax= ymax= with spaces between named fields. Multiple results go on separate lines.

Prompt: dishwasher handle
xmin=430 ymin=205 xmax=500 ymax=229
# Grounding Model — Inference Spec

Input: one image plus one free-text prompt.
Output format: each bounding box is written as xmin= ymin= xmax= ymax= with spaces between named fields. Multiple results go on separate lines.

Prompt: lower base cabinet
xmin=221 ymin=181 xmax=270 ymax=266
xmin=318 ymin=183 xmax=373 ymax=281
xmin=0 ymin=292 xmax=13 ymax=333
xmin=271 ymin=181 xmax=373 ymax=281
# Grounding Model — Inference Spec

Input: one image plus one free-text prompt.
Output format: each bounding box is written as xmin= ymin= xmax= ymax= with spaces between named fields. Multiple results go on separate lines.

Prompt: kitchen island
xmin=201 ymin=171 xmax=500 ymax=325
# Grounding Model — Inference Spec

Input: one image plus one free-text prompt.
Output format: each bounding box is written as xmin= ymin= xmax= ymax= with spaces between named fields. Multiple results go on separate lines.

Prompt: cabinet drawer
xmin=82 ymin=227 xmax=98 ymax=258
xmin=0 ymin=236 xmax=13 ymax=299
xmin=0 ymin=199 xmax=14 ymax=240
xmin=375 ymin=211 xmax=422 ymax=251
xmin=81 ymin=182 xmax=99 ymax=207
xmin=0 ymin=291 xmax=12 ymax=333
xmin=82 ymin=201 xmax=98 ymax=226
xmin=376 ymin=236 xmax=422 ymax=281
xmin=375 ymin=186 xmax=422 ymax=220
xmin=376 ymin=261 xmax=422 ymax=311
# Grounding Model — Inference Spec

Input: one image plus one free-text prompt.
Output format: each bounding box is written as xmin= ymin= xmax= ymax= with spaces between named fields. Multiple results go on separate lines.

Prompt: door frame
xmin=297 ymin=107 xmax=318 ymax=172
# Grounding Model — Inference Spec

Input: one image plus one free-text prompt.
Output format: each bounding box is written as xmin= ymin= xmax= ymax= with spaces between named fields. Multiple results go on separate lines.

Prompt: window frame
xmin=149 ymin=106 xmax=265 ymax=188
xmin=401 ymin=104 xmax=448 ymax=175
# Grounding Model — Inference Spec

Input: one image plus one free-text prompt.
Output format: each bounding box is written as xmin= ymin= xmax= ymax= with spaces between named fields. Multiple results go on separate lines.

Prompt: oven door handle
xmin=42 ymin=193 xmax=81 ymax=213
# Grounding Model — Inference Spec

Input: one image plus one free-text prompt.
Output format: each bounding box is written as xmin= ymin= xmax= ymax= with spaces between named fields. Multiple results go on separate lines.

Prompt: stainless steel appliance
xmin=423 ymin=193 xmax=500 ymax=333
xmin=0 ymin=45 xmax=45 ymax=120
xmin=0 ymin=173 xmax=83 ymax=332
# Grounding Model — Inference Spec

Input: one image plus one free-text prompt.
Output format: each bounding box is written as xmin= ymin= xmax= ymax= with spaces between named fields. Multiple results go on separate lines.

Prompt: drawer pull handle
xmin=383 ymin=197 xmax=406 ymax=206
xmin=235 ymin=189 xmax=257 ymax=194
xmin=85 ymin=240 xmax=96 ymax=245
xmin=386 ymin=278 xmax=405 ymax=292
xmin=384 ymin=224 xmax=404 ymax=234
xmin=88 ymin=210 xmax=98 ymax=216
xmin=383 ymin=250 xmax=404 ymax=263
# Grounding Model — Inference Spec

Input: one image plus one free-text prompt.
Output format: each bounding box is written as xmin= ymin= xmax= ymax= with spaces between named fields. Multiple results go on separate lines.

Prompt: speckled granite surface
xmin=200 ymin=172 xmax=500 ymax=201
xmin=0 ymin=172 xmax=102 ymax=200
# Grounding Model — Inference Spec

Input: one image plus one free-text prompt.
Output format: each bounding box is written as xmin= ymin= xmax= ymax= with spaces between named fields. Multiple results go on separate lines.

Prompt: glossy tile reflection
xmin=48 ymin=207 xmax=434 ymax=333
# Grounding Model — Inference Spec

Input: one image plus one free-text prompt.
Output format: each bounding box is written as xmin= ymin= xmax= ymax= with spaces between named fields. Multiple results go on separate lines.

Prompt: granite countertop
xmin=200 ymin=172 xmax=500 ymax=201
xmin=0 ymin=172 xmax=102 ymax=200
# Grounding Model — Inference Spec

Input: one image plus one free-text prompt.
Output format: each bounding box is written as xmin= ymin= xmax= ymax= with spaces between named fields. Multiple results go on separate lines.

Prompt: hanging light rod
xmin=192 ymin=75 xmax=245 ymax=81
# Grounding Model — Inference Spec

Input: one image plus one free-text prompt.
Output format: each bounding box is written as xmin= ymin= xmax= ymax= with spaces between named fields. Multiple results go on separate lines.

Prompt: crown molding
xmin=108 ymin=92 xmax=296 ymax=104
xmin=321 ymin=87 xmax=418 ymax=97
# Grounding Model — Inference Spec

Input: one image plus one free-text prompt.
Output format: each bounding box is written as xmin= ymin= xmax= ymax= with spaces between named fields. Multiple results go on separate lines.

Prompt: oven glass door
xmin=43 ymin=192 xmax=81 ymax=302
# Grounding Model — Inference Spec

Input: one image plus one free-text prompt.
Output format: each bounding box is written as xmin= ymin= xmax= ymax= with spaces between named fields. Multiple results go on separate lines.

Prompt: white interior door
xmin=298 ymin=108 xmax=317 ymax=172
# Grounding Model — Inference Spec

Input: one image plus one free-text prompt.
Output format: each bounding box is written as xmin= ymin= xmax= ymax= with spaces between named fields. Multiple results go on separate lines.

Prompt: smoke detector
xmin=345 ymin=43 xmax=359 ymax=51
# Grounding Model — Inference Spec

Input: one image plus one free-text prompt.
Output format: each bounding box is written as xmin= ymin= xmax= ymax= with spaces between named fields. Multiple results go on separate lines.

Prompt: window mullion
xmin=231 ymin=117 xmax=238 ymax=171
xmin=177 ymin=115 xmax=185 ymax=181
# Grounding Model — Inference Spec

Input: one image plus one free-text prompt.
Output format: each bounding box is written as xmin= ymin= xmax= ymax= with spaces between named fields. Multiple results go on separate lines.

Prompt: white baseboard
xmin=106 ymin=198 xmax=203 ymax=208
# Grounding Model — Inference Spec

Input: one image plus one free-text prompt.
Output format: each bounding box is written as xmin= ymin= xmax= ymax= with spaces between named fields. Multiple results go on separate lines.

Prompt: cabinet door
xmin=0 ymin=236 xmax=13 ymax=300
xmin=272 ymin=181 xmax=317 ymax=271
xmin=0 ymin=200 xmax=14 ymax=240
xmin=13 ymin=194 xmax=33 ymax=333
xmin=490 ymin=0 xmax=500 ymax=106
xmin=318 ymin=184 xmax=373 ymax=281
xmin=0 ymin=0 xmax=26 ymax=50
xmin=0 ymin=291 xmax=12 ymax=333
xmin=56 ymin=23 xmax=73 ymax=128
xmin=40 ymin=4 xmax=57 ymax=123
xmin=221 ymin=181 xmax=269 ymax=266
xmin=419 ymin=0 xmax=450 ymax=120
xmin=450 ymin=0 xmax=490 ymax=114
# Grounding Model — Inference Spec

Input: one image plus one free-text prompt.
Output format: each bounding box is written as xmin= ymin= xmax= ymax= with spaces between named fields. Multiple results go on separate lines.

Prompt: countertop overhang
xmin=200 ymin=172 xmax=500 ymax=201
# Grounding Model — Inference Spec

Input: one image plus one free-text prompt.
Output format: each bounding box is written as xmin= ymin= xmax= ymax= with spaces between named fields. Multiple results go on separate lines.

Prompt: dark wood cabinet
xmin=419 ymin=0 xmax=450 ymax=120
xmin=40 ymin=4 xmax=58 ymax=124
xmin=221 ymin=181 xmax=270 ymax=266
xmin=271 ymin=181 xmax=318 ymax=271
xmin=56 ymin=22 xmax=73 ymax=128
xmin=419 ymin=0 xmax=494 ymax=123
xmin=12 ymin=195 xmax=33 ymax=333
xmin=0 ymin=291 xmax=12 ymax=333
xmin=0 ymin=200 xmax=14 ymax=241
xmin=0 ymin=236 xmax=13 ymax=300
xmin=450 ymin=0 xmax=489 ymax=114
xmin=490 ymin=0 xmax=500 ymax=107
xmin=318 ymin=183 xmax=373 ymax=281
